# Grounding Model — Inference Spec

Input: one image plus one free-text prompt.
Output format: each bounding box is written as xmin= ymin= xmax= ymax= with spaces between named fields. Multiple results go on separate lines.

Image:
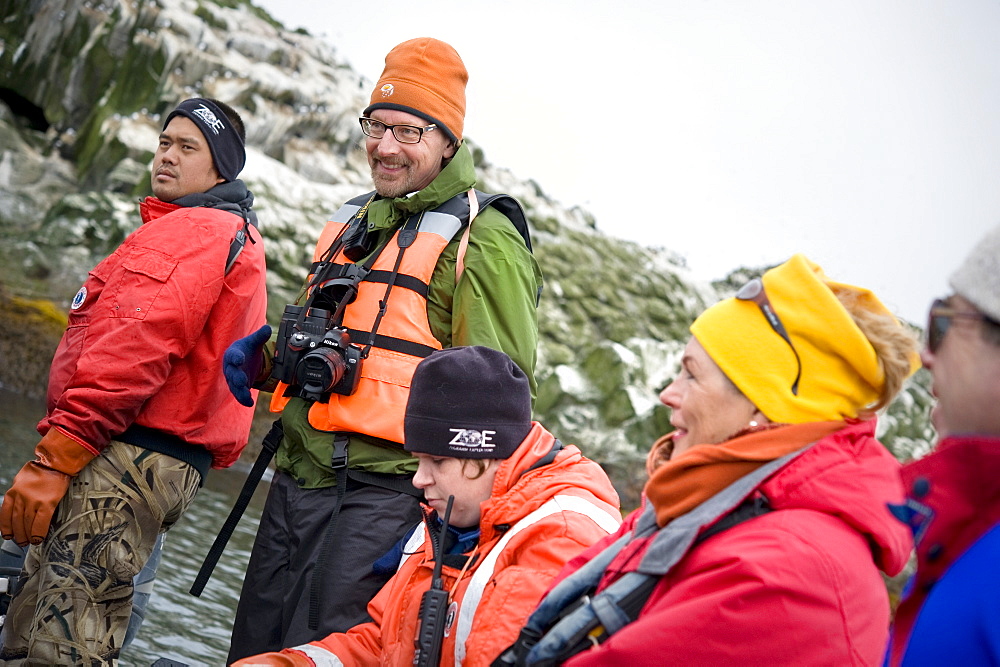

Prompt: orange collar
xmin=644 ymin=421 xmax=845 ymax=527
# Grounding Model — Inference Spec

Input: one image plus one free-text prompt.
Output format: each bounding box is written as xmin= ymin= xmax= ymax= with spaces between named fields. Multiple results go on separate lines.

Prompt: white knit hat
xmin=950 ymin=224 xmax=1000 ymax=322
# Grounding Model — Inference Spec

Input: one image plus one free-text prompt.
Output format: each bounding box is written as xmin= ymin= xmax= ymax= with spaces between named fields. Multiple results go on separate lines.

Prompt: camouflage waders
xmin=0 ymin=441 xmax=200 ymax=665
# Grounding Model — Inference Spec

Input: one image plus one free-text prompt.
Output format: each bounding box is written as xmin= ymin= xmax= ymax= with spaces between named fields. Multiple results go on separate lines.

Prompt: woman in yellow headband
xmin=498 ymin=254 xmax=919 ymax=667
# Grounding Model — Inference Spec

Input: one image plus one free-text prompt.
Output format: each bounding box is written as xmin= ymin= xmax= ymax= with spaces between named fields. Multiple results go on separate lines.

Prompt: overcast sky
xmin=256 ymin=0 xmax=1000 ymax=324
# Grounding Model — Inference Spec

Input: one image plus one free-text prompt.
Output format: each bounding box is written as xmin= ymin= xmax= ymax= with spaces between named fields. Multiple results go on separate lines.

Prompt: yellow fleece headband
xmin=690 ymin=254 xmax=886 ymax=423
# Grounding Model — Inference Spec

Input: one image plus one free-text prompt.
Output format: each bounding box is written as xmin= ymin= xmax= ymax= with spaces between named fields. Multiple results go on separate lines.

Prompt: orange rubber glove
xmin=231 ymin=650 xmax=316 ymax=666
xmin=0 ymin=429 xmax=96 ymax=547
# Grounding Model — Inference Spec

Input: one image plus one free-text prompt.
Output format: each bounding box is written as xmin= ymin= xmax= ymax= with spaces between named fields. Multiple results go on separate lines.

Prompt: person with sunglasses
xmin=885 ymin=225 xmax=1000 ymax=667
xmin=232 ymin=346 xmax=621 ymax=667
xmin=223 ymin=38 xmax=543 ymax=661
xmin=497 ymin=254 xmax=918 ymax=666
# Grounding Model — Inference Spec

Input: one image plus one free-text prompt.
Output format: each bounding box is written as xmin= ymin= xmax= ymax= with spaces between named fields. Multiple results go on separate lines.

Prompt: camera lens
xmin=295 ymin=347 xmax=347 ymax=397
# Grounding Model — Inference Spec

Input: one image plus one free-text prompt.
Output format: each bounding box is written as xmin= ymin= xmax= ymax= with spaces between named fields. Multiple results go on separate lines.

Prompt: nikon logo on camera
xmin=272 ymin=304 xmax=363 ymax=402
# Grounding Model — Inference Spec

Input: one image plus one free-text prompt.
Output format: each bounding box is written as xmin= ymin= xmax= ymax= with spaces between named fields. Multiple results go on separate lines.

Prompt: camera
xmin=273 ymin=305 xmax=363 ymax=402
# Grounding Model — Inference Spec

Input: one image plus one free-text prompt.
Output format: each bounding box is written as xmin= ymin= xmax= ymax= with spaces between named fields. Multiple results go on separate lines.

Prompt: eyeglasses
xmin=359 ymin=117 xmax=437 ymax=144
xmin=736 ymin=278 xmax=802 ymax=395
xmin=926 ymin=297 xmax=993 ymax=353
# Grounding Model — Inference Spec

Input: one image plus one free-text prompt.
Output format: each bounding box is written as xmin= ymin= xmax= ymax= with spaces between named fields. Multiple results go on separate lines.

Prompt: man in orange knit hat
xmin=225 ymin=38 xmax=542 ymax=661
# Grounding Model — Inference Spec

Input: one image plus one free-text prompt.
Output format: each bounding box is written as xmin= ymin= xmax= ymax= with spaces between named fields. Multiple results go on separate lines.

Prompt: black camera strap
xmin=303 ymin=207 xmax=428 ymax=360
xmin=315 ymin=193 xmax=376 ymax=267
xmin=189 ymin=418 xmax=284 ymax=597
xmin=297 ymin=193 xmax=377 ymax=308
xmin=295 ymin=226 xmax=347 ymax=307
xmin=291 ymin=200 xmax=437 ymax=377
xmin=300 ymin=214 xmax=399 ymax=334
xmin=357 ymin=210 xmax=422 ymax=359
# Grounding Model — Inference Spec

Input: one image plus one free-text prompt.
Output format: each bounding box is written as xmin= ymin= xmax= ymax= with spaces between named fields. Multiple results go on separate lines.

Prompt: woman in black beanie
xmin=234 ymin=346 xmax=621 ymax=667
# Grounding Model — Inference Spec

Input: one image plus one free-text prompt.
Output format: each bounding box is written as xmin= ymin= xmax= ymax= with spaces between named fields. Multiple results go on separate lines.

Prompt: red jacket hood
xmin=758 ymin=418 xmax=912 ymax=575
xmin=478 ymin=422 xmax=620 ymax=542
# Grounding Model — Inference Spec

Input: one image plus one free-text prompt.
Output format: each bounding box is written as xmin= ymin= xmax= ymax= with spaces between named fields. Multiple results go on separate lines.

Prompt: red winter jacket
xmin=560 ymin=419 xmax=912 ymax=667
xmin=886 ymin=435 xmax=1000 ymax=666
xmin=258 ymin=423 xmax=621 ymax=667
xmin=38 ymin=196 xmax=267 ymax=468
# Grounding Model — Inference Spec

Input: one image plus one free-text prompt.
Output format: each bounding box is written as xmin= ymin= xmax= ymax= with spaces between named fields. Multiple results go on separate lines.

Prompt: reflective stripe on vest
xmin=399 ymin=522 xmax=427 ymax=572
xmin=269 ymin=196 xmax=467 ymax=444
xmin=288 ymin=644 xmax=345 ymax=666
xmin=328 ymin=201 xmax=363 ymax=227
xmin=453 ymin=494 xmax=622 ymax=664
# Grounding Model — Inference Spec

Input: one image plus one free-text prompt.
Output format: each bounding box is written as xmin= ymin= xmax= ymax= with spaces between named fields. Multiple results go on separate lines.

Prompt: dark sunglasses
xmin=926 ymin=297 xmax=993 ymax=353
xmin=736 ymin=278 xmax=802 ymax=395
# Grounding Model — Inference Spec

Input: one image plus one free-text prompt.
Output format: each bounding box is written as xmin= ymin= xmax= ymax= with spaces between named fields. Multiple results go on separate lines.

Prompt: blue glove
xmin=223 ymin=324 xmax=272 ymax=407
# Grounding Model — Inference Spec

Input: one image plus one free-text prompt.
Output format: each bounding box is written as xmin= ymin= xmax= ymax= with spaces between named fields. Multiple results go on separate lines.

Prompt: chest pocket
xmin=110 ymin=247 xmax=177 ymax=320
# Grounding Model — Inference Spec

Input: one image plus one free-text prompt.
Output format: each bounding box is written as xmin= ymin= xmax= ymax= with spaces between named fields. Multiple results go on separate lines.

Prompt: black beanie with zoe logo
xmin=162 ymin=98 xmax=246 ymax=182
xmin=404 ymin=346 xmax=532 ymax=460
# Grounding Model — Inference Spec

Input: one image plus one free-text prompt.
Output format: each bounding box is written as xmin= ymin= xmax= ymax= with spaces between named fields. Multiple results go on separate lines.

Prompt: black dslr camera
xmin=272 ymin=305 xmax=363 ymax=402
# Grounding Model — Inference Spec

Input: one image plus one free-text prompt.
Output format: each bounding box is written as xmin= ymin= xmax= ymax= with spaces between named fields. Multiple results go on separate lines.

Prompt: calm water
xmin=0 ymin=388 xmax=269 ymax=666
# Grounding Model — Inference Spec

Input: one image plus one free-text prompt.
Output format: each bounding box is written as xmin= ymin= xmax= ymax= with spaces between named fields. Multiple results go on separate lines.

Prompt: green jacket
xmin=273 ymin=144 xmax=542 ymax=488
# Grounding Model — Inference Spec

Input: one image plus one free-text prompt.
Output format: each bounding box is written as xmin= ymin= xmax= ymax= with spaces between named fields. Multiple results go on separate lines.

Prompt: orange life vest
xmin=270 ymin=193 xmax=470 ymax=444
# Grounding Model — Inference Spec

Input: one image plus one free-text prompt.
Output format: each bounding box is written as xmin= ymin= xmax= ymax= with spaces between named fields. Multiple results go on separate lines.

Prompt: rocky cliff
xmin=0 ymin=0 xmax=935 ymax=505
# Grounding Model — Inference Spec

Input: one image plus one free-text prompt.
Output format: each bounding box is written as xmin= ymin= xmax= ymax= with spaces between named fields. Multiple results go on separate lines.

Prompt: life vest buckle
xmin=331 ymin=434 xmax=349 ymax=470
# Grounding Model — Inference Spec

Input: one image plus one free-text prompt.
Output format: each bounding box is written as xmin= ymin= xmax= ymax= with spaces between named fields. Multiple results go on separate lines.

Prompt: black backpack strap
xmin=695 ymin=493 xmax=771 ymax=545
xmin=491 ymin=528 xmax=639 ymax=667
xmin=347 ymin=468 xmax=423 ymax=499
xmin=224 ymin=216 xmax=255 ymax=276
xmin=309 ymin=434 xmax=351 ymax=630
xmin=474 ymin=190 xmax=533 ymax=252
xmin=461 ymin=190 xmax=541 ymax=307
xmin=590 ymin=493 xmax=773 ymax=629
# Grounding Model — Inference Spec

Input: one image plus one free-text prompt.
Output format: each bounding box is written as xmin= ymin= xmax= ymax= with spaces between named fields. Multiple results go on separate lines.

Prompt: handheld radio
xmin=413 ymin=495 xmax=454 ymax=666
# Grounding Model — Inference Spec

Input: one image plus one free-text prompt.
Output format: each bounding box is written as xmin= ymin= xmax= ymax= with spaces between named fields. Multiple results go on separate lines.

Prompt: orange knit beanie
xmin=364 ymin=37 xmax=468 ymax=143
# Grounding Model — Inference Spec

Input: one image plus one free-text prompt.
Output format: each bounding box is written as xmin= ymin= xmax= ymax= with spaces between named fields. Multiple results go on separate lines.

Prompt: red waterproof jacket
xmin=38 ymin=196 xmax=267 ymax=468
xmin=560 ymin=419 xmax=912 ymax=667
xmin=273 ymin=423 xmax=621 ymax=666
xmin=886 ymin=435 xmax=1000 ymax=666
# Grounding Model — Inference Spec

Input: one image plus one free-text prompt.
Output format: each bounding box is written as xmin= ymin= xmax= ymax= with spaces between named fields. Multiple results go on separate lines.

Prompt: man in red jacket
xmin=0 ymin=97 xmax=268 ymax=665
